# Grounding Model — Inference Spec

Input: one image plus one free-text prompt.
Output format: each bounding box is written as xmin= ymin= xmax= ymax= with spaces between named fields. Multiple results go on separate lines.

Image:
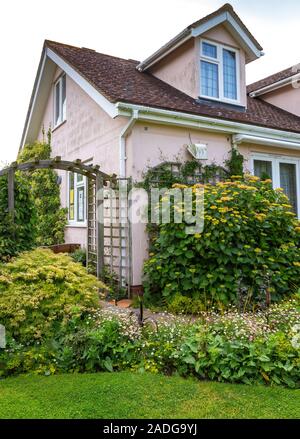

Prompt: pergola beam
xmin=0 ymin=159 xmax=113 ymax=181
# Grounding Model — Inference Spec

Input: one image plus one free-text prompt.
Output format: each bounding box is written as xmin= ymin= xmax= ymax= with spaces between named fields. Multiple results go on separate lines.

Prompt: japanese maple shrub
xmin=0 ymin=248 xmax=105 ymax=343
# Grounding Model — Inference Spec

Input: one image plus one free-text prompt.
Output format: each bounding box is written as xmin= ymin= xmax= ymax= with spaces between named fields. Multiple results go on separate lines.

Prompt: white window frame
xmin=53 ymin=73 xmax=66 ymax=128
xmin=200 ymin=39 xmax=240 ymax=105
xmin=67 ymin=171 xmax=87 ymax=227
xmin=250 ymin=152 xmax=300 ymax=218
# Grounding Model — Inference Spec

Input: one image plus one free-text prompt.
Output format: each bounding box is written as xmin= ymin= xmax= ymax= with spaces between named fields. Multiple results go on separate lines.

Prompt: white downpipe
xmin=119 ymin=109 xmax=139 ymax=178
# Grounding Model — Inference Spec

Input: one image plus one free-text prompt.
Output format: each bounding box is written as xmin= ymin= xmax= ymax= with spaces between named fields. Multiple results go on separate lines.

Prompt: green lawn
xmin=0 ymin=372 xmax=299 ymax=419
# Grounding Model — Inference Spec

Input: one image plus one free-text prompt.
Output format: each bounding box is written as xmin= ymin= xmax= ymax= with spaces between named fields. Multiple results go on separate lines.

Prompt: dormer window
xmin=200 ymin=40 xmax=240 ymax=104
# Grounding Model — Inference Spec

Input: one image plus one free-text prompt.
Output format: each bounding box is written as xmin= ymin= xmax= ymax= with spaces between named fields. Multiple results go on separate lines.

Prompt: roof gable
xmin=137 ymin=3 xmax=263 ymax=72
xmin=20 ymin=42 xmax=118 ymax=148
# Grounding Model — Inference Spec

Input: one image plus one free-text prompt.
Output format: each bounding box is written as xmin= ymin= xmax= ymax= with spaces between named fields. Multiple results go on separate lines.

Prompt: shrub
xmin=178 ymin=326 xmax=300 ymax=388
xmin=143 ymin=176 xmax=300 ymax=308
xmin=0 ymin=173 xmax=36 ymax=261
xmin=18 ymin=140 xmax=67 ymax=246
xmin=167 ymin=294 xmax=206 ymax=315
xmin=0 ymin=249 xmax=106 ymax=343
xmin=57 ymin=308 xmax=142 ymax=373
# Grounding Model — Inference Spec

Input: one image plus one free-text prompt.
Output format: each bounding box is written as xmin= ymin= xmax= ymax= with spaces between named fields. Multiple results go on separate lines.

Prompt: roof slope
xmin=248 ymin=65 xmax=300 ymax=93
xmin=45 ymin=40 xmax=300 ymax=134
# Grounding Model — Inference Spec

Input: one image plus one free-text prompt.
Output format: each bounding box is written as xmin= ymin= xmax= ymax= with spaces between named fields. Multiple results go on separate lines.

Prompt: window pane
xmin=223 ymin=49 xmax=237 ymax=100
xmin=76 ymin=173 xmax=83 ymax=183
xmin=69 ymin=172 xmax=75 ymax=220
xmin=55 ymin=82 xmax=61 ymax=125
xmin=201 ymin=61 xmax=219 ymax=98
xmin=202 ymin=42 xmax=217 ymax=59
xmin=280 ymin=163 xmax=298 ymax=213
xmin=62 ymin=75 xmax=66 ymax=121
xmin=254 ymin=160 xmax=273 ymax=180
xmin=77 ymin=186 xmax=85 ymax=222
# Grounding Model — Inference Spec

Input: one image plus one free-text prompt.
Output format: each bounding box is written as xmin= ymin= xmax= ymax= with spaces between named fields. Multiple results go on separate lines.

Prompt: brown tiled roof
xmin=248 ymin=65 xmax=300 ymax=93
xmin=45 ymin=40 xmax=300 ymax=134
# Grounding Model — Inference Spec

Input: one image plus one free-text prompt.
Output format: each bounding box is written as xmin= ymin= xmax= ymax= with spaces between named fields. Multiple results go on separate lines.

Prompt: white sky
xmin=0 ymin=0 xmax=299 ymax=164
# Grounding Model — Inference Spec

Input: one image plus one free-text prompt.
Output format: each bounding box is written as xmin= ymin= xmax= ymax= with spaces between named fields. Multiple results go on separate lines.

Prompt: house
xmin=20 ymin=3 xmax=300 ymax=293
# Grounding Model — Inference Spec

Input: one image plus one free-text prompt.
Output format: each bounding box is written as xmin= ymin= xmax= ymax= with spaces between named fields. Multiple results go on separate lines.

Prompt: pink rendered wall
xmin=131 ymin=122 xmax=232 ymax=181
xmin=150 ymin=24 xmax=247 ymax=107
xmin=38 ymin=67 xmax=128 ymax=247
xmin=260 ymin=84 xmax=300 ymax=117
xmin=150 ymin=39 xmax=198 ymax=98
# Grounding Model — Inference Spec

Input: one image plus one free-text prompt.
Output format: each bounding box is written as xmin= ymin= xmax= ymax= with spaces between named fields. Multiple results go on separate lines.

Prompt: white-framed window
xmin=68 ymin=172 xmax=86 ymax=225
xmin=54 ymin=74 xmax=66 ymax=128
xmin=250 ymin=153 xmax=300 ymax=217
xmin=200 ymin=39 xmax=240 ymax=104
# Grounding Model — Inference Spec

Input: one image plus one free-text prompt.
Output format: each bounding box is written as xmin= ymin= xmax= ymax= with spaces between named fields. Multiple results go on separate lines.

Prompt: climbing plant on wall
xmin=0 ymin=172 xmax=36 ymax=261
xmin=225 ymin=147 xmax=244 ymax=177
xmin=17 ymin=131 xmax=67 ymax=246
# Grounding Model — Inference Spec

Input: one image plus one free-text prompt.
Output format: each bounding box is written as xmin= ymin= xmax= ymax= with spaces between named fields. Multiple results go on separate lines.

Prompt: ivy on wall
xmin=0 ymin=173 xmax=36 ymax=261
xmin=225 ymin=147 xmax=244 ymax=177
xmin=17 ymin=130 xmax=67 ymax=246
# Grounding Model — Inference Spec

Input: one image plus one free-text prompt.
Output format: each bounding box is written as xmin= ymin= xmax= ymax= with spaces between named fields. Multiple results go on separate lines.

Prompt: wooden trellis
xmin=0 ymin=157 xmax=132 ymax=286
xmin=147 ymin=161 xmax=230 ymax=186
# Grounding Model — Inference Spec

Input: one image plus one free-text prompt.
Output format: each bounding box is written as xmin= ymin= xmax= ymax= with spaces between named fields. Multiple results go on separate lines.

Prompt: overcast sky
xmin=0 ymin=0 xmax=299 ymax=164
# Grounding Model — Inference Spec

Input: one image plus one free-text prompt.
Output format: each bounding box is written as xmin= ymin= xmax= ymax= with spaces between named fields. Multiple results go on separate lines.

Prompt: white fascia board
xmin=226 ymin=13 xmax=262 ymax=59
xmin=249 ymin=74 xmax=300 ymax=97
xmin=191 ymin=12 xmax=227 ymax=37
xmin=136 ymin=31 xmax=191 ymax=72
xmin=46 ymin=48 xmax=118 ymax=118
xmin=233 ymin=133 xmax=300 ymax=150
xmin=191 ymin=12 xmax=262 ymax=61
xmin=20 ymin=51 xmax=47 ymax=149
xmin=115 ymin=102 xmax=300 ymax=144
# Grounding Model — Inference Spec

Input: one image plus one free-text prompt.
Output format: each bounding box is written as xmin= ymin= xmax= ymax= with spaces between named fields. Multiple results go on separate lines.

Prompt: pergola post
xmin=96 ymin=173 xmax=104 ymax=278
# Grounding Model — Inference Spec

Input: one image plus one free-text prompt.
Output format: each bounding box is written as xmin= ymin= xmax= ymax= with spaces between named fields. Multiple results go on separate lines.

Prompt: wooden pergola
xmin=0 ymin=156 xmax=115 ymax=279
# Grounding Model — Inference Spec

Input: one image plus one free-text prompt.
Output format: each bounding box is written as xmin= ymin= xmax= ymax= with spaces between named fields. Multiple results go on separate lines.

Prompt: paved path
xmin=100 ymin=299 xmax=196 ymax=324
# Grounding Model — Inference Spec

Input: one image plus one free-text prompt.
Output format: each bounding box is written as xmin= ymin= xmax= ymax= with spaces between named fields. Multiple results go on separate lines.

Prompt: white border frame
xmin=200 ymin=38 xmax=241 ymax=105
xmin=250 ymin=152 xmax=300 ymax=218
xmin=67 ymin=171 xmax=87 ymax=227
xmin=53 ymin=73 xmax=66 ymax=129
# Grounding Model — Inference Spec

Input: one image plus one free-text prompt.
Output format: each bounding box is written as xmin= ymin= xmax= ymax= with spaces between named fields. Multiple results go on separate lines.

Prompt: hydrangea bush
xmin=144 ymin=175 xmax=300 ymax=308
